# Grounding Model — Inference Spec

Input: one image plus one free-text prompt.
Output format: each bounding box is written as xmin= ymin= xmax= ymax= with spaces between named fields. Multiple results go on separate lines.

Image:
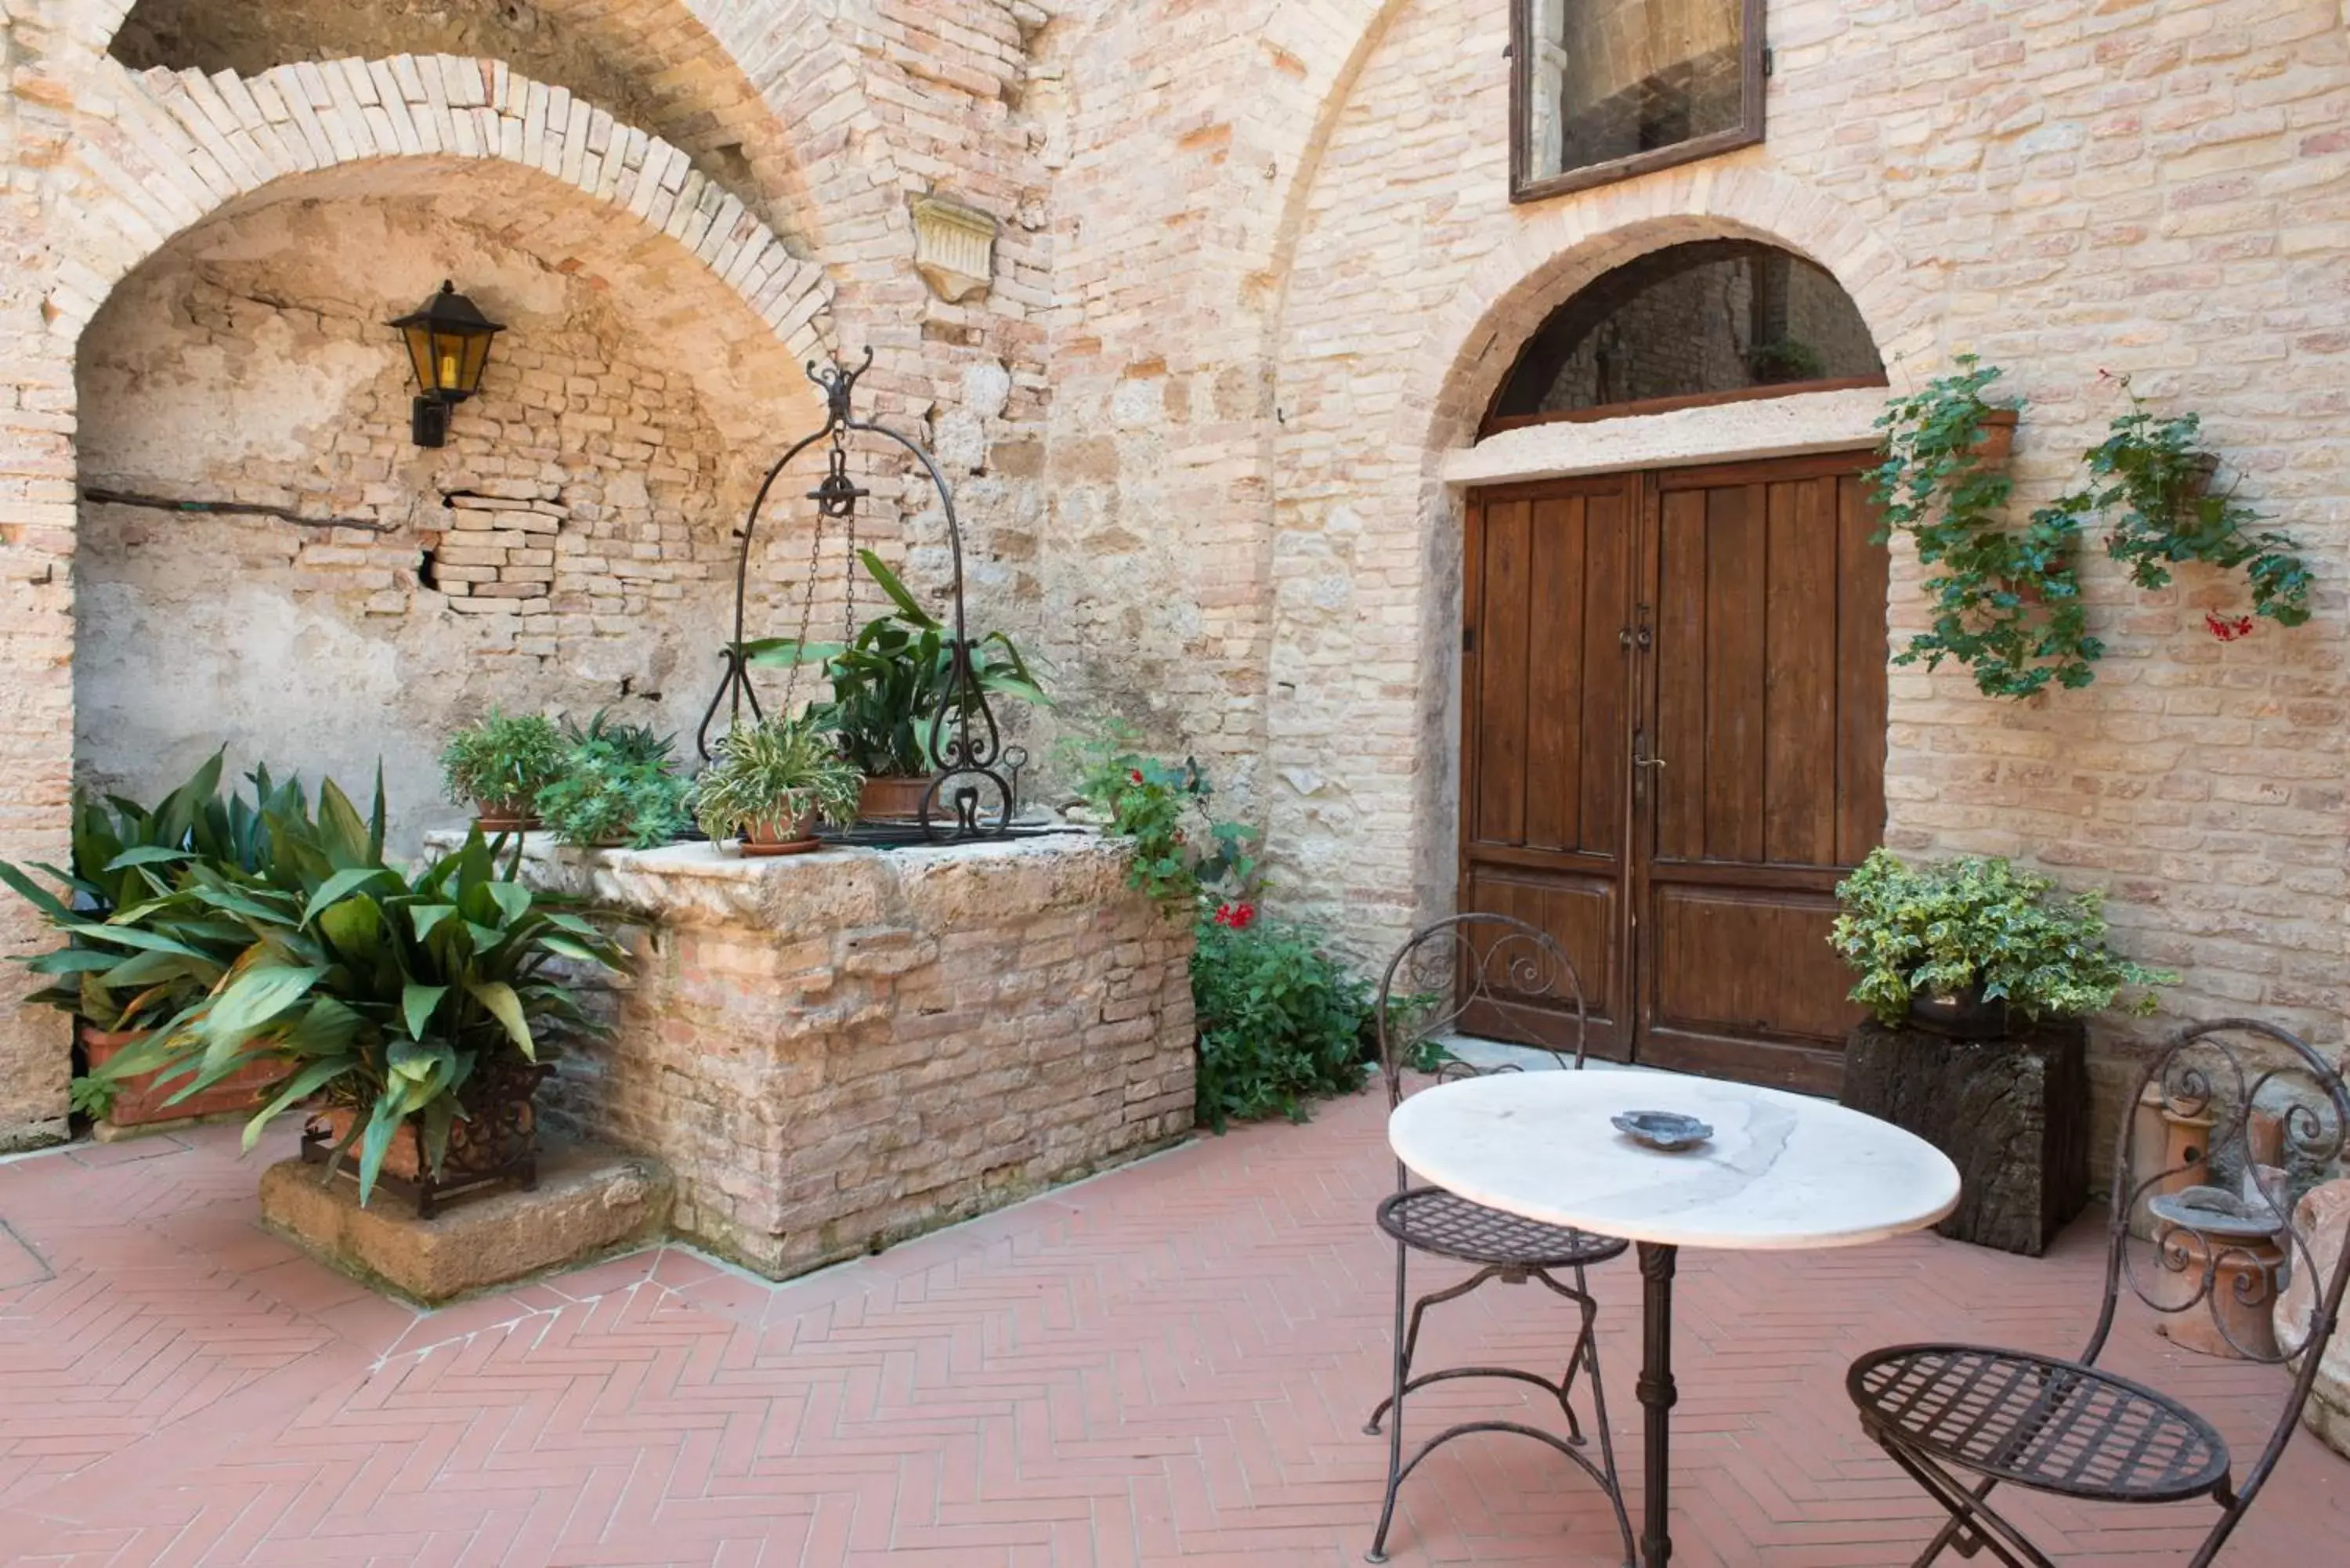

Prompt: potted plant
xmin=80 ymin=780 xmax=627 ymax=1207
xmin=539 ymin=721 xmax=689 ymax=850
xmin=0 ymin=753 xmax=302 ymax=1130
xmin=1830 ymin=848 xmax=2177 ymax=1255
xmin=743 ymin=551 xmax=1046 ymax=822
xmin=439 ymin=710 xmax=566 ymax=830
xmin=688 ymin=713 xmax=862 ymax=855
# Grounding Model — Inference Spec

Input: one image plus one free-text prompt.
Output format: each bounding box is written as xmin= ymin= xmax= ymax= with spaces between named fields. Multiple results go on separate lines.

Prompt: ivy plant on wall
xmin=1869 ymin=356 xmax=2102 ymax=699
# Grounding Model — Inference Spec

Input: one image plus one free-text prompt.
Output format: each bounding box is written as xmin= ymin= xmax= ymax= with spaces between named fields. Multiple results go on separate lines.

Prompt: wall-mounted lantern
xmin=389 ymin=280 xmax=504 ymax=448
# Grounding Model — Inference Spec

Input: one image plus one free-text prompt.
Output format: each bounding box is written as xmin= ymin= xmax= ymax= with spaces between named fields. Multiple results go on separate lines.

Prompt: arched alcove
xmin=58 ymin=64 xmax=844 ymax=851
xmin=1484 ymin=239 xmax=1885 ymax=431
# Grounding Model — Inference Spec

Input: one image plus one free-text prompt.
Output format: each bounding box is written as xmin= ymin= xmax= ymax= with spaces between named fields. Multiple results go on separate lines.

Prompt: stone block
xmin=258 ymin=1140 xmax=673 ymax=1304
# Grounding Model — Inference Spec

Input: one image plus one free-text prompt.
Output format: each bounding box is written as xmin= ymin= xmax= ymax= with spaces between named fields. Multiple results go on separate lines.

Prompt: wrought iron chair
xmin=1848 ymin=1017 xmax=2350 ymax=1568
xmin=1365 ymin=912 xmax=1634 ymax=1566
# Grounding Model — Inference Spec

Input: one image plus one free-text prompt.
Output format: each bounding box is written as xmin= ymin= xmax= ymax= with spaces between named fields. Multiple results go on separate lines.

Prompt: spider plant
xmin=688 ymin=713 xmax=862 ymax=846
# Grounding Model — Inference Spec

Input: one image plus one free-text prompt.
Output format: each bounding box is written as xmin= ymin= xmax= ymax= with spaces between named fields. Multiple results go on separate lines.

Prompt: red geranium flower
xmin=2205 ymin=610 xmax=2254 ymax=642
xmin=1213 ymin=901 xmax=1256 ymax=930
xmin=1129 ymin=769 xmax=1144 ymax=785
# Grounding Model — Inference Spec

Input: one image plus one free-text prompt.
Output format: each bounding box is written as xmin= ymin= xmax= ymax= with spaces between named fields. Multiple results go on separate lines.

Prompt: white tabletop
xmin=1387 ymin=1069 xmax=1961 ymax=1252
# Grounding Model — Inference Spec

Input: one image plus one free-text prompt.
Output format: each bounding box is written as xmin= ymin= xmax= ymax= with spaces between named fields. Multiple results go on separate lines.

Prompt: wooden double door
xmin=1459 ymin=453 xmax=1888 ymax=1093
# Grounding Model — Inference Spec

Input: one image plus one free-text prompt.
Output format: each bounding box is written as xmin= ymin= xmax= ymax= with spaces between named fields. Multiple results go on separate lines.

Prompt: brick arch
xmin=75 ymin=0 xmax=895 ymax=262
xmin=1397 ymin=174 xmax=1925 ymax=471
xmin=55 ymin=56 xmax=836 ymax=443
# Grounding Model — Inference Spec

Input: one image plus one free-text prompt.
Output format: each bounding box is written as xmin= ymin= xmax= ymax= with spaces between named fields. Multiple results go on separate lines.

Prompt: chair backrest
xmin=2086 ymin=1017 xmax=2350 ymax=1531
xmin=1373 ymin=912 xmax=1588 ymax=1109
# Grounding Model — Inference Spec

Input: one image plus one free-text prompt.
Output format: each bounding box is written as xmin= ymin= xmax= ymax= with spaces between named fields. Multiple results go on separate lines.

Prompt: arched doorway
xmin=1458 ymin=241 xmax=1888 ymax=1093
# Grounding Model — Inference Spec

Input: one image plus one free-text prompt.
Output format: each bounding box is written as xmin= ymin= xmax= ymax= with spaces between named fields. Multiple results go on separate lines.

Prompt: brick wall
xmin=514 ymin=836 xmax=1195 ymax=1279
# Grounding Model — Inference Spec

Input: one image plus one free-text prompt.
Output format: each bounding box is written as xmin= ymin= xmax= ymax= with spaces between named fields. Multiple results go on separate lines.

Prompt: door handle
xmin=1634 ymin=753 xmax=1667 ymax=769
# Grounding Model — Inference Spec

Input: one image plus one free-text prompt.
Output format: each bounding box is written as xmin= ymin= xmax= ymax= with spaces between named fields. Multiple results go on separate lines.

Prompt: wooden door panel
xmin=1462 ymin=481 xmax=1635 ymax=1059
xmin=1835 ymin=473 xmax=1891 ymax=865
xmin=1473 ymin=497 xmax=1532 ymax=846
xmin=1638 ymin=457 xmax=1887 ymax=1089
xmin=1461 ymin=866 xmax=1624 ymax=1057
xmin=1643 ymin=885 xmax=1860 ymax=1093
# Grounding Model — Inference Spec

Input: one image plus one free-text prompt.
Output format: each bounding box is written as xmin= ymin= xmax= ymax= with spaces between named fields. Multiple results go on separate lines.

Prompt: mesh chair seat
xmin=1849 ymin=1344 xmax=2230 ymax=1504
xmin=1376 ymin=1185 xmax=1629 ymax=1270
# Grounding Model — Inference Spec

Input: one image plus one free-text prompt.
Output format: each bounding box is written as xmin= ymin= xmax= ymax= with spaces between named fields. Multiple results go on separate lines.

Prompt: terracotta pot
xmin=473 ymin=798 xmax=540 ymax=833
xmin=82 ymin=1022 xmax=288 ymax=1128
xmin=858 ymin=774 xmax=934 ymax=823
xmin=737 ymin=807 xmax=822 ymax=857
xmin=1905 ymin=986 xmax=2012 ymax=1041
xmin=1972 ymin=407 xmax=2019 ymax=462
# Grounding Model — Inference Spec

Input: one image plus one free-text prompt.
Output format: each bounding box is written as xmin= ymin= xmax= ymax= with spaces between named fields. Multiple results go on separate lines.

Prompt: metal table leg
xmin=1636 ymin=1241 xmax=1679 ymax=1566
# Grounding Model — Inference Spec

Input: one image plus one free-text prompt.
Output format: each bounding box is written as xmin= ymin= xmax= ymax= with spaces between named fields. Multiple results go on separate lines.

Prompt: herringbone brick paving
xmin=0 ymin=1089 xmax=2344 ymax=1566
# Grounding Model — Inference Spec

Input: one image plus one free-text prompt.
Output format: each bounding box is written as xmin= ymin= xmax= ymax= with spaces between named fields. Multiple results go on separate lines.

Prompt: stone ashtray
xmin=1612 ymin=1111 xmax=1713 ymax=1152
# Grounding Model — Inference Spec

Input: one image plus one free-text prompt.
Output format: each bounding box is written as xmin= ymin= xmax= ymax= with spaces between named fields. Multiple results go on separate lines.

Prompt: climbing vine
xmin=1869 ymin=357 xmax=2101 ymax=699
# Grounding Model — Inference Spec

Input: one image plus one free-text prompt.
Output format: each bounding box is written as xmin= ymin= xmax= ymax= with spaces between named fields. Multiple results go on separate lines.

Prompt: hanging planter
xmin=1869 ymin=359 xmax=2102 ymax=699
xmin=2077 ymin=385 xmax=2313 ymax=633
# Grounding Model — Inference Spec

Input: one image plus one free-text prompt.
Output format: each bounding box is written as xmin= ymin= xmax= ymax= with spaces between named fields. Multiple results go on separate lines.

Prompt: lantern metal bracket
xmin=696 ymin=349 xmax=1029 ymax=844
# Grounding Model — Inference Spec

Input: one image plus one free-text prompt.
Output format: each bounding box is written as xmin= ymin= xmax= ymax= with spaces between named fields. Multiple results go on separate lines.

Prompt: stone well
xmin=462 ymin=832 xmax=1197 ymax=1279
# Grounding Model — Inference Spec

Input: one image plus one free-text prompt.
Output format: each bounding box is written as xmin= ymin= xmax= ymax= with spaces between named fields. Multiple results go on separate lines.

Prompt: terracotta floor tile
xmin=1 ymin=1100 xmax=2345 ymax=1566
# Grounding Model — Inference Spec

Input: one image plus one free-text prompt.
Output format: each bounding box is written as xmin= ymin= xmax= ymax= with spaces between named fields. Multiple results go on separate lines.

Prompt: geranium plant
xmin=2079 ymin=376 xmax=2312 ymax=632
xmin=1829 ymin=848 xmax=2175 ymax=1027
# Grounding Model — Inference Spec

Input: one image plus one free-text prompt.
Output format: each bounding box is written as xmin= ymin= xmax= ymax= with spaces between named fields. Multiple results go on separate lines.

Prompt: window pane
xmin=1490 ymin=242 xmax=1885 ymax=422
xmin=1523 ymin=0 xmax=1752 ymax=190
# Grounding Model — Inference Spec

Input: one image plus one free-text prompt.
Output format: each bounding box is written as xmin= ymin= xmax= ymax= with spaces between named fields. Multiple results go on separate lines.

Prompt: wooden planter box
xmin=1840 ymin=1017 xmax=2090 ymax=1256
xmin=83 ymin=1023 xmax=287 ymax=1130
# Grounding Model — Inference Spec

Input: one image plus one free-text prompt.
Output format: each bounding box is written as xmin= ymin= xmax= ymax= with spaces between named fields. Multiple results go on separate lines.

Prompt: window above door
xmin=1513 ymin=0 xmax=1766 ymax=202
xmin=1483 ymin=240 xmax=1884 ymax=434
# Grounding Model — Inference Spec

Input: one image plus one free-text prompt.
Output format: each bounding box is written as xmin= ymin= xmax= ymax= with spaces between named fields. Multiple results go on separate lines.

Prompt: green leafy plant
xmin=2079 ymin=386 xmax=2312 ymax=630
xmin=687 ymin=714 xmax=862 ymax=844
xmin=562 ymin=710 xmax=678 ymax=768
xmin=439 ymin=710 xmax=567 ymax=815
xmin=0 ymin=753 xmax=298 ymax=1031
xmin=1829 ymin=848 xmax=2175 ymax=1027
xmin=537 ymin=741 xmax=689 ymax=850
xmin=743 ymin=551 xmax=1047 ymax=779
xmin=1062 ymin=724 xmax=1257 ymax=904
xmin=1191 ymin=910 xmax=1372 ymax=1131
xmin=78 ymin=783 xmax=627 ymax=1204
xmin=1871 ymin=358 xmax=2102 ymax=699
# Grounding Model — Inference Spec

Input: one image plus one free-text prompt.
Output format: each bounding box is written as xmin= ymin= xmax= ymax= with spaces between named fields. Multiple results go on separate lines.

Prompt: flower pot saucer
xmin=1611 ymin=1110 xmax=1713 ymax=1152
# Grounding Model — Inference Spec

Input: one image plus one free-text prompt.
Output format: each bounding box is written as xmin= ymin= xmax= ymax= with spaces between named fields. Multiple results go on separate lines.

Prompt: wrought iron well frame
xmin=696 ymin=350 xmax=1031 ymax=844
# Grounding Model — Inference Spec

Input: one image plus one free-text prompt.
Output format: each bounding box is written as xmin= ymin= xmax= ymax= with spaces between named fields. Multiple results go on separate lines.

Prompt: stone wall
xmin=73 ymin=195 xmax=778 ymax=849
xmin=506 ymin=835 xmax=1195 ymax=1279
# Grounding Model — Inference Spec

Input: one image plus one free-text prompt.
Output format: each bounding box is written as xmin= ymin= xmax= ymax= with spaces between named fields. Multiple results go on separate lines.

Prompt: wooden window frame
xmin=1509 ymin=0 xmax=1768 ymax=204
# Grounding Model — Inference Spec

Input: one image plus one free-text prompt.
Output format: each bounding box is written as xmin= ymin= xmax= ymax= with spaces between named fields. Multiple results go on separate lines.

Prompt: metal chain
xmin=778 ymin=443 xmax=831 ymax=716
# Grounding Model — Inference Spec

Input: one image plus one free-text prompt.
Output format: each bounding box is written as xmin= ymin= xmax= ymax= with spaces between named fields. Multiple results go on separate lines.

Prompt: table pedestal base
xmin=1637 ymin=1242 xmax=1679 ymax=1567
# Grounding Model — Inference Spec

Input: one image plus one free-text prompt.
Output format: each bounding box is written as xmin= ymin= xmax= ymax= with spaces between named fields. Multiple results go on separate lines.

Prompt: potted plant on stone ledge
xmin=439 ymin=709 xmax=567 ymax=831
xmin=688 ymin=712 xmax=862 ymax=856
xmin=1830 ymin=848 xmax=2177 ymax=1255
xmin=539 ymin=715 xmax=689 ymax=850
xmin=745 ymin=551 xmax=1046 ymax=822
xmin=78 ymin=788 xmax=628 ymax=1210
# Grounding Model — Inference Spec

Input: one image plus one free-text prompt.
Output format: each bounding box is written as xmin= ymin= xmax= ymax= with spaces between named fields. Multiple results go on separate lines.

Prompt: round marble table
xmin=1389 ymin=1069 xmax=1961 ymax=1567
